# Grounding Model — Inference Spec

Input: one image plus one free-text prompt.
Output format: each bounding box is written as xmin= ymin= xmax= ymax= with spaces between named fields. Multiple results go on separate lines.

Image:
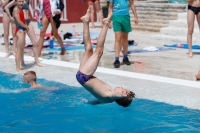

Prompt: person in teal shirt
xmin=108 ymin=0 xmax=138 ymax=68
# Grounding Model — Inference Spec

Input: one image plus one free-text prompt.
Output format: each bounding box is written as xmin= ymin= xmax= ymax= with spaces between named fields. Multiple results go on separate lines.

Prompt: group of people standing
xmin=1 ymin=0 xmax=66 ymax=72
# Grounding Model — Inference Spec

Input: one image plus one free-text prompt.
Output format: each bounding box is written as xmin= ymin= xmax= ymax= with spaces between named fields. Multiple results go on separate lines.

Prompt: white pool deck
xmin=0 ymin=22 xmax=200 ymax=110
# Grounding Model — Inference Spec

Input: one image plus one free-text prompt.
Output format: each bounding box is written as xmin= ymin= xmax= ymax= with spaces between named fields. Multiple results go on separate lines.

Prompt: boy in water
xmin=23 ymin=71 xmax=42 ymax=88
xmin=76 ymin=8 xmax=135 ymax=107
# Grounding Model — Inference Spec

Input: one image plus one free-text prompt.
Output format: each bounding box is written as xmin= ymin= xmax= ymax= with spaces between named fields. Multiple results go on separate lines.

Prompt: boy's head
xmin=115 ymin=91 xmax=135 ymax=107
xmin=23 ymin=71 xmax=37 ymax=84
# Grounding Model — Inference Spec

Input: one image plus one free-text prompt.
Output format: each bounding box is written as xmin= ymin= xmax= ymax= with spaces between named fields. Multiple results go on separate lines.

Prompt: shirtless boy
xmin=23 ymin=71 xmax=42 ymax=88
xmin=76 ymin=8 xmax=135 ymax=107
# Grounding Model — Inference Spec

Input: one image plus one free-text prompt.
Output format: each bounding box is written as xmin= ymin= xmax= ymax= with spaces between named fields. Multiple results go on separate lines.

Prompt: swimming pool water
xmin=0 ymin=71 xmax=200 ymax=133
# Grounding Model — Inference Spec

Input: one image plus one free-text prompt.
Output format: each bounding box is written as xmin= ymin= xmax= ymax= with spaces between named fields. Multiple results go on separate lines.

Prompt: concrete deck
xmin=0 ymin=22 xmax=200 ymax=109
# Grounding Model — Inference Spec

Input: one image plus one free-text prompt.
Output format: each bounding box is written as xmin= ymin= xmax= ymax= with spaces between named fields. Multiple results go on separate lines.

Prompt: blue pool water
xmin=0 ymin=71 xmax=200 ymax=133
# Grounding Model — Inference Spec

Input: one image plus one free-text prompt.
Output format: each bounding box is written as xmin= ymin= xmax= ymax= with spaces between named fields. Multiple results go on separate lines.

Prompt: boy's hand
xmin=134 ymin=17 xmax=139 ymax=25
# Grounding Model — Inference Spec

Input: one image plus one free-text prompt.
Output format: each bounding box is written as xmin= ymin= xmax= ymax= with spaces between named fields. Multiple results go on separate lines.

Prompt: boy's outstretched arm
xmin=129 ymin=0 xmax=138 ymax=25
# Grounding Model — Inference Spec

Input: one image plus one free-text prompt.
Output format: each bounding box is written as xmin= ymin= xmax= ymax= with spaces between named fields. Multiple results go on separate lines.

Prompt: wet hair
xmin=24 ymin=71 xmax=36 ymax=82
xmin=115 ymin=91 xmax=135 ymax=107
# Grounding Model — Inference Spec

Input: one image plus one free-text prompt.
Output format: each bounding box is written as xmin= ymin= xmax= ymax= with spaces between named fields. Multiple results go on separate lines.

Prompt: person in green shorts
xmin=108 ymin=0 xmax=138 ymax=68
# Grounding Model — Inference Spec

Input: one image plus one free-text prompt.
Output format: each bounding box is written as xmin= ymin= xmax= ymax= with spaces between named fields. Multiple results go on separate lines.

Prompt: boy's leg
xmin=113 ymin=15 xmax=122 ymax=68
xmin=79 ymin=13 xmax=112 ymax=76
xmin=121 ymin=32 xmax=128 ymax=55
xmin=187 ymin=10 xmax=195 ymax=58
xmin=122 ymin=32 xmax=131 ymax=65
xmin=121 ymin=15 xmax=132 ymax=65
xmin=79 ymin=8 xmax=94 ymax=70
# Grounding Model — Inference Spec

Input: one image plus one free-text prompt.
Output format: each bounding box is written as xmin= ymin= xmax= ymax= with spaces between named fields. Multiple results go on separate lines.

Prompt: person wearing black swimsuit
xmin=2 ymin=0 xmax=17 ymax=57
xmin=187 ymin=0 xmax=200 ymax=58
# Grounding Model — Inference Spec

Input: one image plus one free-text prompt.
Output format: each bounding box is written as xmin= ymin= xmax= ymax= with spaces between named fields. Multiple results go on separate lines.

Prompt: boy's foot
xmin=16 ymin=68 xmax=23 ymax=72
xmin=102 ymin=13 xmax=112 ymax=26
xmin=5 ymin=53 xmax=11 ymax=58
xmin=81 ymin=8 xmax=90 ymax=23
xmin=38 ymin=54 xmax=43 ymax=57
xmin=195 ymin=70 xmax=200 ymax=80
xmin=35 ymin=62 xmax=45 ymax=67
xmin=123 ymin=57 xmax=131 ymax=65
xmin=114 ymin=60 xmax=120 ymax=68
xmin=21 ymin=63 xmax=26 ymax=66
xmin=60 ymin=48 xmax=66 ymax=55
xmin=188 ymin=52 xmax=193 ymax=58
xmin=91 ymin=25 xmax=96 ymax=28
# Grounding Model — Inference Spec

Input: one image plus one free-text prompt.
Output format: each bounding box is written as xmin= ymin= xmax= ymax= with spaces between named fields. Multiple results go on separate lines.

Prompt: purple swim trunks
xmin=76 ymin=71 xmax=91 ymax=85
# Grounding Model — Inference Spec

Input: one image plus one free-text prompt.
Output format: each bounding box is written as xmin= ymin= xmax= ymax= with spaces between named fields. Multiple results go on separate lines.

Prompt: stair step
xmin=135 ymin=10 xmax=179 ymax=16
xmin=132 ymin=26 xmax=161 ymax=32
xmin=135 ymin=7 xmax=185 ymax=13
xmin=137 ymin=0 xmax=148 ymax=1
xmin=131 ymin=18 xmax=170 ymax=24
xmin=177 ymin=12 xmax=187 ymax=20
xmin=160 ymin=27 xmax=200 ymax=37
xmin=130 ymin=14 xmax=177 ymax=20
xmin=131 ymin=22 xmax=168 ymax=27
xmin=151 ymin=34 xmax=197 ymax=42
xmin=169 ymin=20 xmax=199 ymax=28
xmin=146 ymin=0 xmax=168 ymax=3
xmin=135 ymin=3 xmax=187 ymax=8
